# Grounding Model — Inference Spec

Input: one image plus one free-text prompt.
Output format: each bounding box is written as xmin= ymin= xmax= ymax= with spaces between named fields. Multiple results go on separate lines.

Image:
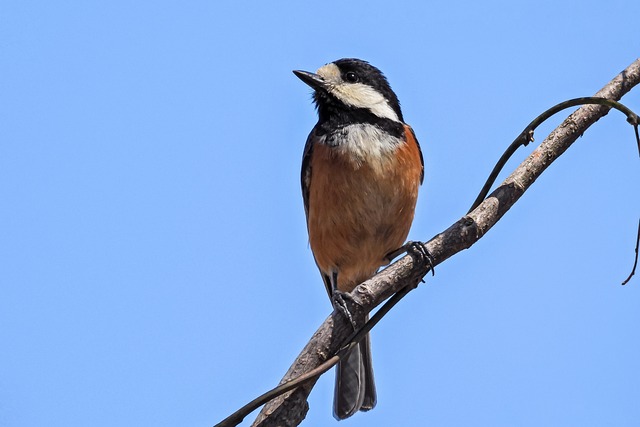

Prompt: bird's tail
xmin=333 ymin=329 xmax=376 ymax=419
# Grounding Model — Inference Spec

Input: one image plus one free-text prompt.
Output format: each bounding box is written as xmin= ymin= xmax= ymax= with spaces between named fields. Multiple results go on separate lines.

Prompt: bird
xmin=293 ymin=58 xmax=424 ymax=419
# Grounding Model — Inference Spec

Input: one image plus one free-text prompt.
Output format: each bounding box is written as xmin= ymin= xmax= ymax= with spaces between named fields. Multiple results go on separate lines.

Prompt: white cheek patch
xmin=332 ymin=83 xmax=399 ymax=122
xmin=316 ymin=63 xmax=400 ymax=122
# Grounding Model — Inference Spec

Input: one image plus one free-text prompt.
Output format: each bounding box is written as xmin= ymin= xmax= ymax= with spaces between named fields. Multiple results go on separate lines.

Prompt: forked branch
xmin=215 ymin=58 xmax=640 ymax=427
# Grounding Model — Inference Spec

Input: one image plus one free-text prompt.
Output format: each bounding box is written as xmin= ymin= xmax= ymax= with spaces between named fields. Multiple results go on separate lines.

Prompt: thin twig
xmin=469 ymin=97 xmax=640 ymax=213
xmin=622 ymin=219 xmax=640 ymax=285
xmin=214 ymin=282 xmax=417 ymax=427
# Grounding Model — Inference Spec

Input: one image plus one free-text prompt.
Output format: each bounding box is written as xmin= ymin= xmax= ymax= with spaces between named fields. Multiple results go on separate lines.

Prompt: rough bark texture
xmin=250 ymin=59 xmax=640 ymax=427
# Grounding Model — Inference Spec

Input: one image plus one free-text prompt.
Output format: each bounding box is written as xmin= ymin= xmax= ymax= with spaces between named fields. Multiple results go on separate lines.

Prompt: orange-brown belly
xmin=308 ymin=137 xmax=422 ymax=292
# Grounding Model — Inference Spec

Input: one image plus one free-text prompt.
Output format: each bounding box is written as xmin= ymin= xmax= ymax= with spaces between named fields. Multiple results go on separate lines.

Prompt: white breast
xmin=323 ymin=124 xmax=402 ymax=172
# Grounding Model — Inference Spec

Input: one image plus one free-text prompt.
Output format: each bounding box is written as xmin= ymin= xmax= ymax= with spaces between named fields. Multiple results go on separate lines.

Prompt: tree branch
xmin=219 ymin=58 xmax=640 ymax=427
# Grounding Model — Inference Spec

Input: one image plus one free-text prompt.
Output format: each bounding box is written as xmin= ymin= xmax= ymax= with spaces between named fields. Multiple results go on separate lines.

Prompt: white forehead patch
xmin=316 ymin=63 xmax=400 ymax=122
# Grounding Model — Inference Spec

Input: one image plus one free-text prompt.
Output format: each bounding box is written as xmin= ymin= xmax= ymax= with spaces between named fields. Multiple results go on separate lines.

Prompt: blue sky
xmin=2 ymin=1 xmax=639 ymax=426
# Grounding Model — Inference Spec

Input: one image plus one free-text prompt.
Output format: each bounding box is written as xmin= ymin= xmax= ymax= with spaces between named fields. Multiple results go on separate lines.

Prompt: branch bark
xmin=249 ymin=58 xmax=640 ymax=427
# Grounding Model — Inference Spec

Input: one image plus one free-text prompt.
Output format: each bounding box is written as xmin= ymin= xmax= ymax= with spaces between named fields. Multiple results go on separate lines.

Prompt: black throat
xmin=313 ymin=94 xmax=405 ymax=140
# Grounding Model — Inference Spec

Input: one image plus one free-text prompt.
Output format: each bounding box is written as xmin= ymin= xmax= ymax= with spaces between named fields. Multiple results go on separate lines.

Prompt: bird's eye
xmin=345 ymin=71 xmax=359 ymax=83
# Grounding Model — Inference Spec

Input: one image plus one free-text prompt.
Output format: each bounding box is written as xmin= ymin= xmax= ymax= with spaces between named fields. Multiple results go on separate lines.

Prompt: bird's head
xmin=293 ymin=58 xmax=404 ymax=123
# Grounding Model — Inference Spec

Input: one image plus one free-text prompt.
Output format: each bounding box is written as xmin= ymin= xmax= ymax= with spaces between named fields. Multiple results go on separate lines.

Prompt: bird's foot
xmin=385 ymin=241 xmax=435 ymax=278
xmin=332 ymin=290 xmax=363 ymax=331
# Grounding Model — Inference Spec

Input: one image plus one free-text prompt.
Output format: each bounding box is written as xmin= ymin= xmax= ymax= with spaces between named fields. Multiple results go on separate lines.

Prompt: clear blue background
xmin=2 ymin=1 xmax=639 ymax=426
